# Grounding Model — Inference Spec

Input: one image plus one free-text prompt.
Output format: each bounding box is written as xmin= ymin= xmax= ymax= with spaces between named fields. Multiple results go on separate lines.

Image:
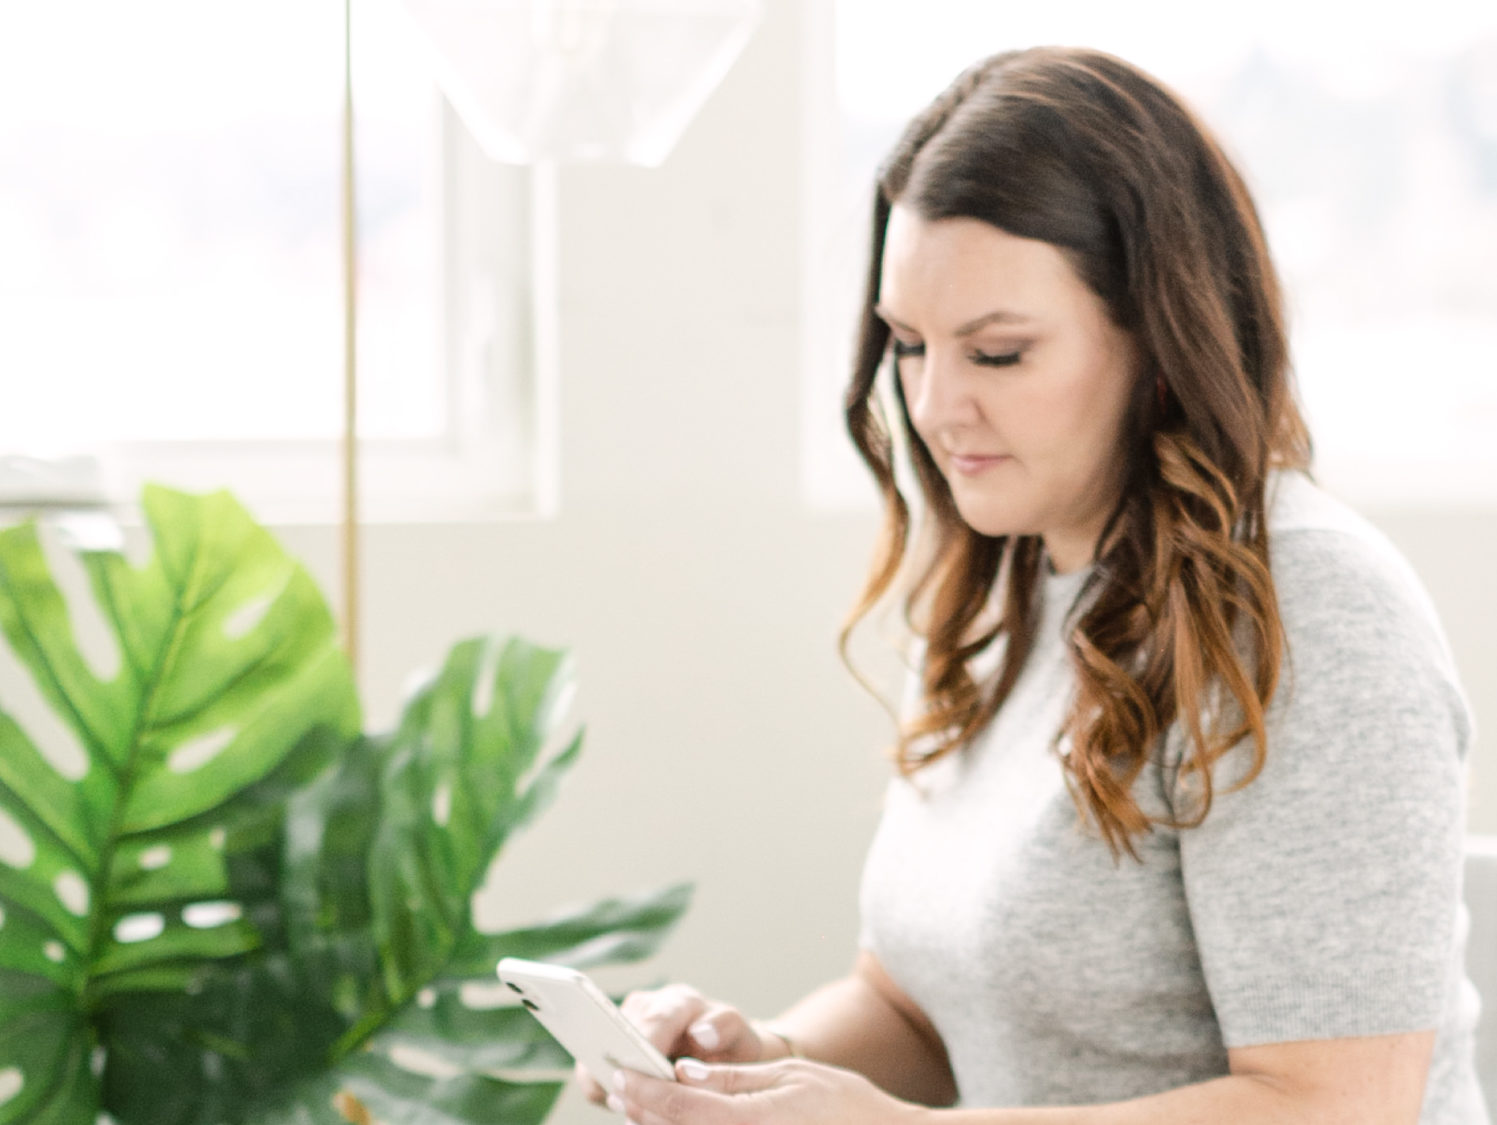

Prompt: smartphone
xmin=497 ymin=957 xmax=676 ymax=1083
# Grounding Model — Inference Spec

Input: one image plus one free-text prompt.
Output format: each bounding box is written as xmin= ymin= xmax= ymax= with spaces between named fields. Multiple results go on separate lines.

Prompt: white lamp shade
xmin=398 ymin=0 xmax=763 ymax=166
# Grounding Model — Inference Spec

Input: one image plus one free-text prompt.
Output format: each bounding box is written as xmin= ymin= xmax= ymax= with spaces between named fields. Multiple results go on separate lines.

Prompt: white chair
xmin=1468 ymin=834 xmax=1497 ymax=1108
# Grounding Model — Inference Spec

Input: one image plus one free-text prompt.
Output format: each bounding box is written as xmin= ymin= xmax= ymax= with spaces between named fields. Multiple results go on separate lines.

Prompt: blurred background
xmin=2 ymin=2 xmax=1494 ymax=1121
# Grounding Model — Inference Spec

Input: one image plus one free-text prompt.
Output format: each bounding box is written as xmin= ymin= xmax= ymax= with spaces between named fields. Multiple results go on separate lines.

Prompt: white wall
xmin=280 ymin=4 xmax=1497 ymax=1121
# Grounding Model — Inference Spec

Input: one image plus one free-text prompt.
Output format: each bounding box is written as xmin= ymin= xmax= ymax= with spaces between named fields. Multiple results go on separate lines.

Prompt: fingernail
xmin=689 ymin=1020 xmax=720 ymax=1049
xmin=612 ymin=1070 xmax=627 ymax=1092
xmin=606 ymin=1095 xmax=625 ymax=1115
xmin=679 ymin=1057 xmax=710 ymax=1081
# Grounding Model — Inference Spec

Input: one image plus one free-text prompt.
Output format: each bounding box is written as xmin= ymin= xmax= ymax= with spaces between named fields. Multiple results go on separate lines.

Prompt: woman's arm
xmin=931 ymin=1029 xmax=1436 ymax=1125
xmin=765 ymin=949 xmax=957 ymax=1106
xmin=613 ymin=1027 xmax=1435 ymax=1125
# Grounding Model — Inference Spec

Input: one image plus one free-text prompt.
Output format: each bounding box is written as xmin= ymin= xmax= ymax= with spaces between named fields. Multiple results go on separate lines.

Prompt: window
xmin=804 ymin=0 xmax=1497 ymax=508
xmin=0 ymin=0 xmax=545 ymax=522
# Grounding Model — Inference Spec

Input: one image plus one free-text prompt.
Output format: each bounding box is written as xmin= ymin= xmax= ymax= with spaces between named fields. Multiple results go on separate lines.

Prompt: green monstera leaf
xmin=0 ymin=487 xmax=359 ymax=1125
xmin=0 ymin=487 xmax=691 ymax=1125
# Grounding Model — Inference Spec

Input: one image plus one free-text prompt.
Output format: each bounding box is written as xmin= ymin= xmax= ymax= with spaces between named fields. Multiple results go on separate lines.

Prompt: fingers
xmin=619 ymin=986 xmax=767 ymax=1062
xmin=676 ymin=1057 xmax=792 ymax=1094
xmin=576 ymin=981 xmax=705 ymax=1107
xmin=575 ymin=1060 xmax=610 ymax=1106
xmin=621 ymin=983 xmax=712 ymax=1058
xmin=574 ymin=983 xmax=764 ymax=1108
xmin=685 ymin=1003 xmax=766 ymax=1062
xmin=612 ymin=1059 xmax=794 ymax=1125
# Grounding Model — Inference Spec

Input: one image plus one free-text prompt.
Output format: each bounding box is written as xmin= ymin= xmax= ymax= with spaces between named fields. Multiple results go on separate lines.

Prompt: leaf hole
xmin=168 ymin=727 xmax=238 ymax=774
xmin=36 ymin=520 xmax=122 ymax=683
xmin=432 ymin=783 xmax=452 ymax=828
xmin=417 ymin=987 xmax=437 ymax=1009
xmin=182 ymin=901 xmax=242 ymax=930
xmin=0 ymin=641 xmax=90 ymax=782
xmin=459 ymin=980 xmax=510 ymax=1010
xmin=397 ymin=665 xmax=439 ymax=714
xmin=0 ymin=1067 xmax=23 ymax=1108
xmin=139 ymin=845 xmax=172 ymax=871
xmin=0 ymin=808 xmax=35 ymax=869
xmin=53 ymin=870 xmax=89 ymax=916
xmin=513 ymin=687 xmax=580 ymax=797
xmin=222 ymin=585 xmax=280 ymax=642
xmin=43 ymin=940 xmax=66 ymax=963
xmin=114 ymin=913 xmax=165 ymax=944
xmin=471 ymin=640 xmax=501 ymax=718
xmin=550 ymin=679 xmax=578 ymax=726
xmin=388 ymin=1044 xmax=459 ymax=1078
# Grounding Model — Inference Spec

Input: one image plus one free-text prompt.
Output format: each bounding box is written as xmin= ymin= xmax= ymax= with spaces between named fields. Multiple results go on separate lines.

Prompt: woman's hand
xmin=610 ymin=1057 xmax=927 ymax=1125
xmin=574 ymin=984 xmax=784 ymax=1107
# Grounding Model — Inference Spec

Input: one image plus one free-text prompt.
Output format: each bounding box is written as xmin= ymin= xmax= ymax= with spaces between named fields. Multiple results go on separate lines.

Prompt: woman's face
xmin=877 ymin=205 xmax=1141 ymax=574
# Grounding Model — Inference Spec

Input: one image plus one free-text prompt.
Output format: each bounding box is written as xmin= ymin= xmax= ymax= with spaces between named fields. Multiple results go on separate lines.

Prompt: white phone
xmin=497 ymin=957 xmax=676 ymax=1083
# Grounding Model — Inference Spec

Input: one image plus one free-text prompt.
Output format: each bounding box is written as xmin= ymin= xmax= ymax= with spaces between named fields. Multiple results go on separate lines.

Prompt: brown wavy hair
xmin=842 ymin=47 xmax=1313 ymax=859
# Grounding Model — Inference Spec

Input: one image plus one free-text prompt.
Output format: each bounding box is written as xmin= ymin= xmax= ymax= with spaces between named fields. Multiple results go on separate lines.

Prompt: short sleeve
xmin=1172 ymin=528 xmax=1473 ymax=1048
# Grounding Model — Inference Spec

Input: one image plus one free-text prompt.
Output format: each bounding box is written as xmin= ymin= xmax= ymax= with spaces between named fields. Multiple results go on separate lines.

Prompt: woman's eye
xmin=888 ymin=340 xmax=1022 ymax=367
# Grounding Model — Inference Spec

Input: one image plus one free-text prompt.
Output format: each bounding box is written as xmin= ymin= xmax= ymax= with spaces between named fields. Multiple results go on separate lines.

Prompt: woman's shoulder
xmin=1267 ymin=469 xmax=1421 ymax=582
xmin=1262 ymin=469 xmax=1470 ymax=733
xmin=1267 ymin=471 xmax=1447 ymax=645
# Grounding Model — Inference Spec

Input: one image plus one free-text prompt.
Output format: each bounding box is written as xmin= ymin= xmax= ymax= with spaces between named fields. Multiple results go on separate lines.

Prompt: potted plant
xmin=0 ymin=485 xmax=689 ymax=1124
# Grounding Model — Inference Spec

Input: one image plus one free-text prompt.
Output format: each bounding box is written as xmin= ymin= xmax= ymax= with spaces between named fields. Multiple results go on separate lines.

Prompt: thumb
xmin=674 ymin=1058 xmax=789 ymax=1095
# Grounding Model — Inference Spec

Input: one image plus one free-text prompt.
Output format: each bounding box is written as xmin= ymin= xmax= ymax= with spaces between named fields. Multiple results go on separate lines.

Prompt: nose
xmin=903 ymin=346 xmax=977 ymax=436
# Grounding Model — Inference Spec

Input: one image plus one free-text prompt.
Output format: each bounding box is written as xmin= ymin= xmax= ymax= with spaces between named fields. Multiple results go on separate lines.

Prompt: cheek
xmin=1076 ymin=382 xmax=1137 ymax=486
xmin=1032 ymin=360 xmax=1135 ymax=472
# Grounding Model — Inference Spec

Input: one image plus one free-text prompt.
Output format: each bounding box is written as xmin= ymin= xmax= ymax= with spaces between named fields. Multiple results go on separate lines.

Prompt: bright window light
xmin=0 ymin=0 xmax=441 ymax=448
xmin=0 ymin=0 xmax=544 ymax=524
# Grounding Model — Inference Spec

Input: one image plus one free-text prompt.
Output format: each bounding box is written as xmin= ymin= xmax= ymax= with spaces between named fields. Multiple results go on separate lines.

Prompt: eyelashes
xmin=890 ymin=340 xmax=1023 ymax=368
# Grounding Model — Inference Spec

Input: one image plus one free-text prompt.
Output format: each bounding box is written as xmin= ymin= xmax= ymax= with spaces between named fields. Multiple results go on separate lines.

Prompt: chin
xmin=949 ymin=498 xmax=1036 ymax=540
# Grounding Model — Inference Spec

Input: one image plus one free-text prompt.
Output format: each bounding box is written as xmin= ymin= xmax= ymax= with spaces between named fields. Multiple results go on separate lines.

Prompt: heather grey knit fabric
xmin=859 ymin=472 xmax=1489 ymax=1122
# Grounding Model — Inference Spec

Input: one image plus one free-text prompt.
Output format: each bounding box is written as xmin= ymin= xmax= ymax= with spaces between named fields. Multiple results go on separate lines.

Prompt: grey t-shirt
xmin=859 ymin=472 xmax=1489 ymax=1122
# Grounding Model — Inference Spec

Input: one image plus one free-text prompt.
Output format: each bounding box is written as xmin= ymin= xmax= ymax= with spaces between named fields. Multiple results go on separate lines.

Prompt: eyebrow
xmin=874 ymin=304 xmax=1036 ymax=337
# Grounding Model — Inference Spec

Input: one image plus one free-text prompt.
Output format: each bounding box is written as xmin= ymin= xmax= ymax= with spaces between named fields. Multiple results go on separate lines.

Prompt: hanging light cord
xmin=340 ymin=0 xmax=360 ymax=678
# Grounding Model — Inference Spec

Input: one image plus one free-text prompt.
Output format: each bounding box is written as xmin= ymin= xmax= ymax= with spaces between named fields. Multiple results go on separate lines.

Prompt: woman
xmin=594 ymin=46 xmax=1488 ymax=1124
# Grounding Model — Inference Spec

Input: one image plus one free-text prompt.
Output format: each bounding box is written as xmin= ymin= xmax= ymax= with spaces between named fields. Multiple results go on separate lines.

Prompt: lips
xmin=947 ymin=453 xmax=1010 ymax=475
